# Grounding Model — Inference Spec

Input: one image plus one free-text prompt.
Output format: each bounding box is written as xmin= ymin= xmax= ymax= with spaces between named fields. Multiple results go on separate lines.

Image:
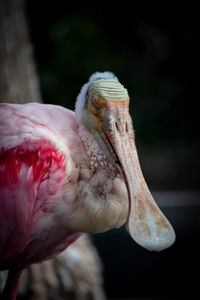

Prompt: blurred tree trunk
xmin=0 ymin=0 xmax=41 ymax=102
xmin=0 ymin=0 xmax=105 ymax=299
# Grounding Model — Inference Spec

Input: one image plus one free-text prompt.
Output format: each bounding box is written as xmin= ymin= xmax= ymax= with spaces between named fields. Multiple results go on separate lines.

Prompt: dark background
xmin=25 ymin=1 xmax=199 ymax=299
xmin=25 ymin=1 xmax=199 ymax=191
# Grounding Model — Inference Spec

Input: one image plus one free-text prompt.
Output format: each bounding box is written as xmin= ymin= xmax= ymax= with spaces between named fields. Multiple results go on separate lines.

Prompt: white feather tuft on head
xmin=88 ymin=71 xmax=119 ymax=83
xmin=75 ymin=72 xmax=119 ymax=121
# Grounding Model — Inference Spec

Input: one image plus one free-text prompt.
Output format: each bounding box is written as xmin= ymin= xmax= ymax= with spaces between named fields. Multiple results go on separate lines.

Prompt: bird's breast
xmin=59 ymin=168 xmax=129 ymax=233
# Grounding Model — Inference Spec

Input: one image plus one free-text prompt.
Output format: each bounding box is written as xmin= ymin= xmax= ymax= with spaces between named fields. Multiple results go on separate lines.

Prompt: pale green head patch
xmin=88 ymin=79 xmax=129 ymax=101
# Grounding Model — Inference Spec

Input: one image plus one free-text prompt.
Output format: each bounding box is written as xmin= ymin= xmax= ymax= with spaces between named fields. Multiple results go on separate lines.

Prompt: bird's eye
xmin=92 ymin=95 xmax=99 ymax=106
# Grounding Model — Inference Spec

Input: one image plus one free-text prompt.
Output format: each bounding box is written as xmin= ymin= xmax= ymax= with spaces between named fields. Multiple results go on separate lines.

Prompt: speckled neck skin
xmin=77 ymin=122 xmax=120 ymax=178
xmin=78 ymin=124 xmax=105 ymax=168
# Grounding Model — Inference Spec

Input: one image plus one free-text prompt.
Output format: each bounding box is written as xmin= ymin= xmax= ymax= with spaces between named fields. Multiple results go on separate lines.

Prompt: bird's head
xmin=75 ymin=72 xmax=175 ymax=251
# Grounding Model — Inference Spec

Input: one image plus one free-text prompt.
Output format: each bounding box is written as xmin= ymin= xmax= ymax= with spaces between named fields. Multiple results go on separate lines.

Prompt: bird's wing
xmin=0 ymin=103 xmax=80 ymax=259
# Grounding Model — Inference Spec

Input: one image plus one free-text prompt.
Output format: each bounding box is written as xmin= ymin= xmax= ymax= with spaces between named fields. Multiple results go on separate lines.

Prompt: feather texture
xmin=0 ymin=103 xmax=84 ymax=269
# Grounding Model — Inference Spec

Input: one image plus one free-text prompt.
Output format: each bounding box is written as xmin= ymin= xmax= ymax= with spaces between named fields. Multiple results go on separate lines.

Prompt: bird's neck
xmin=77 ymin=122 xmax=111 ymax=172
xmin=69 ymin=121 xmax=129 ymax=233
xmin=77 ymin=123 xmax=121 ymax=181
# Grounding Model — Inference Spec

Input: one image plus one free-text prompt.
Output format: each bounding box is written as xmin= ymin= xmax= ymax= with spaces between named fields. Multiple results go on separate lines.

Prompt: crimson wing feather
xmin=0 ymin=103 xmax=71 ymax=266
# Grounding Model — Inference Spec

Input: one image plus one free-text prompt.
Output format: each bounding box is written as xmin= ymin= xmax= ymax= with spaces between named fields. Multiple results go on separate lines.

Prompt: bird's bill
xmin=105 ymin=101 xmax=175 ymax=251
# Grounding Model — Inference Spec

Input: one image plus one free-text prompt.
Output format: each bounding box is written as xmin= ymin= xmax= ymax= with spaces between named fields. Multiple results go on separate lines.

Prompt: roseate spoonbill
xmin=0 ymin=72 xmax=175 ymax=299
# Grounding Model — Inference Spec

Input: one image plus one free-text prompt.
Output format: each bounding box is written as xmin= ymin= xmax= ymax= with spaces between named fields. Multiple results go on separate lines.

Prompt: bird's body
xmin=0 ymin=72 xmax=175 ymax=299
xmin=0 ymin=103 xmax=82 ymax=270
xmin=0 ymin=102 xmax=128 ymax=271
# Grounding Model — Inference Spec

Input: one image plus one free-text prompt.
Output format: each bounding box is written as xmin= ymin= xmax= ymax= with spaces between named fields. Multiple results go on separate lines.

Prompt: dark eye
xmin=92 ymin=95 xmax=99 ymax=106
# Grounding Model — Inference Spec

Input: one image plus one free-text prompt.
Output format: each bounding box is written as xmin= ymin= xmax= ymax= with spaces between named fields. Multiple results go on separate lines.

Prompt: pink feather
xmin=0 ymin=103 xmax=82 ymax=269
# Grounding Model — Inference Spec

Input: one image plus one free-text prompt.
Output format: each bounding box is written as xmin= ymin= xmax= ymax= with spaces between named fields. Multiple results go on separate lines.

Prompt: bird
xmin=0 ymin=72 xmax=175 ymax=299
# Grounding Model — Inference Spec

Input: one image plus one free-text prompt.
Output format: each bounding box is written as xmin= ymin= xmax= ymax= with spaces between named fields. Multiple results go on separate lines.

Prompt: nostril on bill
xmin=125 ymin=122 xmax=128 ymax=133
xmin=115 ymin=121 xmax=119 ymax=132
